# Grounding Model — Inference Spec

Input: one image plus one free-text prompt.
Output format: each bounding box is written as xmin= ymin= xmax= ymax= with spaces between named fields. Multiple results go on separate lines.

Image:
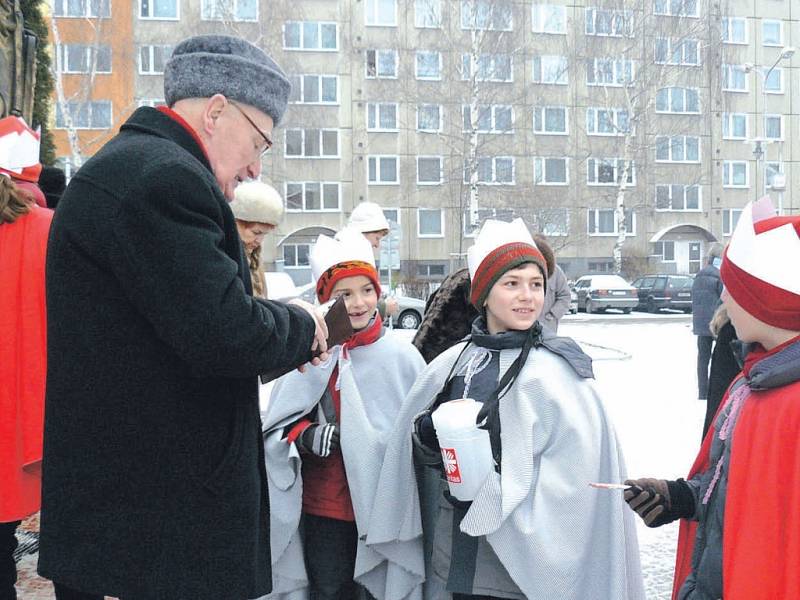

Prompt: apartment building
xmin=49 ymin=0 xmax=799 ymax=288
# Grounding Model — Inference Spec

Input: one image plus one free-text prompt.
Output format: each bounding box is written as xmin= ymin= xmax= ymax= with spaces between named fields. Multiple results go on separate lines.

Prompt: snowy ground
xmin=17 ymin=315 xmax=704 ymax=599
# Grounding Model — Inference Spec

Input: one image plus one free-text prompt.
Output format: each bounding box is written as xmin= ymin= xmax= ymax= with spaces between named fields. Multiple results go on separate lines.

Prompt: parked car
xmin=569 ymin=287 xmax=578 ymax=314
xmin=393 ymin=295 xmax=426 ymax=329
xmin=631 ymin=274 xmax=694 ymax=313
xmin=573 ymin=275 xmax=638 ymax=314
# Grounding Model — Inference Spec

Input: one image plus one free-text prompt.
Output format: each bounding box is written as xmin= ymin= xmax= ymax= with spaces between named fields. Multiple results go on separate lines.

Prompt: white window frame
xmin=54 ymin=0 xmax=110 ymax=17
xmin=585 ymin=7 xmax=633 ymax=37
xmin=283 ymin=21 xmax=339 ymax=52
xmin=532 ymin=55 xmax=569 ymax=84
xmin=533 ymin=157 xmax=569 ymax=185
xmin=764 ymin=114 xmax=783 ymax=140
xmin=462 ymin=53 xmax=513 ymax=82
xmin=415 ymin=51 xmax=442 ymax=80
xmin=586 ymin=58 xmax=634 ymax=87
xmin=137 ymin=98 xmax=165 ymax=107
xmin=463 ymin=157 xmax=515 ymax=185
xmin=722 ymin=161 xmax=749 ymax=188
xmin=366 ymin=49 xmax=398 ymax=78
xmin=139 ymin=0 xmax=179 ymax=20
xmin=414 ymin=0 xmax=441 ymax=27
xmin=653 ymin=241 xmax=676 ymax=262
xmin=284 ymin=128 xmax=340 ymax=159
xmin=367 ymin=102 xmax=399 ymax=132
xmin=285 ymin=182 xmax=341 ymax=212
xmin=417 ymin=156 xmax=443 ymax=185
xmin=764 ymin=67 xmax=784 ymax=94
xmin=55 ymin=100 xmax=113 ymax=130
xmin=655 ymin=184 xmax=702 ymax=212
xmin=722 ymin=208 xmax=743 ymax=236
xmin=722 ymin=64 xmax=748 ymax=92
xmin=655 ymin=87 xmax=701 ymax=114
xmin=417 ymin=208 xmax=445 ymax=238
xmin=586 ymin=158 xmax=635 ymax=186
xmin=653 ymin=0 xmax=698 ymax=17
xmin=586 ymin=208 xmax=636 ymax=236
xmin=460 ymin=0 xmax=513 ymax=31
xmin=536 ymin=207 xmax=570 ymax=237
xmin=417 ymin=104 xmax=443 ymax=132
xmin=462 ymin=104 xmax=514 ymax=134
xmin=282 ymin=243 xmax=311 ymax=269
xmin=531 ymin=4 xmax=566 ymax=34
xmin=533 ymin=106 xmax=568 ymax=135
xmin=722 ymin=112 xmax=748 ymax=140
xmin=655 ymin=135 xmax=701 ymax=163
xmin=765 ymin=161 xmax=784 ymax=192
xmin=138 ymin=45 xmax=173 ymax=75
xmin=201 ymin=0 xmax=258 ymax=22
xmin=762 ymin=19 xmax=783 ymax=47
xmin=586 ymin=107 xmax=630 ymax=136
xmin=654 ymin=38 xmax=700 ymax=66
xmin=365 ymin=0 xmax=397 ymax=27
xmin=368 ymin=155 xmax=400 ymax=185
xmin=288 ymin=74 xmax=339 ymax=105
xmin=722 ymin=17 xmax=748 ymax=45
xmin=56 ymin=44 xmax=112 ymax=74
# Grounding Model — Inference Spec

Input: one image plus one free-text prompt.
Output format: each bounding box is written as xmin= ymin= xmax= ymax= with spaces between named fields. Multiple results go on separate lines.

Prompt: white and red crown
xmin=0 ymin=116 xmax=41 ymax=183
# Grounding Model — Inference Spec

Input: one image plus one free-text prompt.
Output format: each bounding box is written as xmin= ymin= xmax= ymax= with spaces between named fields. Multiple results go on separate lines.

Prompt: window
xmin=368 ymin=156 xmax=399 ymax=184
xmin=763 ymin=20 xmax=783 ymax=46
xmin=285 ymin=129 xmax=339 ymax=158
xmin=139 ymin=0 xmax=177 ymax=19
xmin=764 ymin=68 xmax=783 ymax=93
xmin=462 ymin=54 xmax=513 ymax=82
xmin=54 ymin=0 xmax=110 ymax=17
xmin=653 ymin=0 xmax=698 ymax=17
xmin=722 ymin=17 xmax=747 ymax=44
xmin=533 ymin=157 xmax=568 ymax=185
xmin=367 ymin=103 xmax=398 ymax=131
xmin=417 ymin=263 xmax=447 ymax=277
xmin=463 ymin=207 xmax=515 ymax=237
xmin=283 ymin=243 xmax=311 ymax=268
xmin=722 ymin=64 xmax=747 ymax=92
xmin=723 ymin=209 xmax=742 ymax=235
xmin=587 ymin=158 xmax=635 ymax=185
xmin=655 ymin=87 xmax=700 ymax=113
xmin=765 ymin=114 xmax=783 ymax=140
xmin=586 ymin=108 xmax=630 ymax=135
xmin=417 ymin=156 xmax=443 ymax=184
xmin=765 ymin=162 xmax=784 ymax=190
xmin=655 ymin=136 xmax=700 ymax=162
xmin=285 ymin=182 xmax=341 ymax=212
xmin=366 ymin=49 xmax=398 ymax=78
xmin=586 ymin=58 xmax=634 ymax=86
xmin=655 ymin=38 xmax=700 ymax=65
xmin=462 ymin=105 xmax=513 ymax=133
xmin=722 ymin=113 xmax=747 ymax=139
xmin=722 ymin=161 xmax=748 ymax=188
xmin=533 ymin=106 xmax=568 ymax=134
xmin=416 ymin=51 xmax=442 ymax=80
xmin=366 ymin=0 xmax=396 ymax=26
xmin=588 ymin=261 xmax=614 ymax=272
xmin=585 ymin=7 xmax=632 ymax=37
xmin=532 ymin=4 xmax=566 ymax=33
xmin=284 ymin=22 xmax=338 ymax=51
xmin=137 ymin=98 xmax=165 ymax=107
xmin=55 ymin=101 xmax=112 ymax=129
xmin=415 ymin=0 xmax=441 ymax=27
xmin=201 ymin=0 xmax=256 ymax=21
xmin=464 ymin=157 xmax=515 ymax=184
xmin=139 ymin=45 xmax=172 ymax=75
xmin=288 ymin=75 xmax=338 ymax=104
xmin=653 ymin=241 xmax=675 ymax=262
xmin=655 ymin=184 xmax=701 ymax=211
xmin=460 ymin=0 xmax=512 ymax=31
xmin=418 ymin=208 xmax=444 ymax=237
xmin=533 ymin=55 xmax=568 ymax=84
xmin=587 ymin=208 xmax=635 ymax=235
xmin=417 ymin=104 xmax=442 ymax=132
xmin=56 ymin=44 xmax=111 ymax=74
xmin=535 ymin=207 xmax=569 ymax=236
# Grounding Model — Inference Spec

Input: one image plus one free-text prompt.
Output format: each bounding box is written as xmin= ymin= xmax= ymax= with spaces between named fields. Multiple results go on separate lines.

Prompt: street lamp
xmin=744 ymin=46 xmax=795 ymax=213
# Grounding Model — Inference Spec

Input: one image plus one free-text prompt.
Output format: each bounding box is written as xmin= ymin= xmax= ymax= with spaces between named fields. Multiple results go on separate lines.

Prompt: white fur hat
xmin=230 ymin=181 xmax=284 ymax=225
xmin=347 ymin=201 xmax=391 ymax=233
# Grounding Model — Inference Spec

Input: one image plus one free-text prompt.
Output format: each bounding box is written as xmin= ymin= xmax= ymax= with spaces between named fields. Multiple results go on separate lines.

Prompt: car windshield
xmin=591 ymin=275 xmax=630 ymax=288
xmin=668 ymin=277 xmax=693 ymax=290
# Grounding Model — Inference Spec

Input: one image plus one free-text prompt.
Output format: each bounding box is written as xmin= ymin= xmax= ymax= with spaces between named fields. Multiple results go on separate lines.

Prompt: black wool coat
xmin=691 ymin=265 xmax=723 ymax=336
xmin=38 ymin=107 xmax=316 ymax=599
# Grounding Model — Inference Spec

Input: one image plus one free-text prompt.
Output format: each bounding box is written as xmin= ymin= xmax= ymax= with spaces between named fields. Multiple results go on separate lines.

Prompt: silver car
xmin=573 ymin=275 xmax=638 ymax=314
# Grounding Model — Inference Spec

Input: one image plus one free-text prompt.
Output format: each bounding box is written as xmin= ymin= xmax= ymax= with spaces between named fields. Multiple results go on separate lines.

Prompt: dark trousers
xmin=697 ymin=335 xmax=714 ymax=399
xmin=302 ymin=513 xmax=358 ymax=600
xmin=53 ymin=582 xmax=103 ymax=600
xmin=0 ymin=521 xmax=20 ymax=600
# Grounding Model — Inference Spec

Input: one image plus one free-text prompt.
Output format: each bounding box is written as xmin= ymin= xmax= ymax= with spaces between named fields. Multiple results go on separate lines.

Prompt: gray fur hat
xmin=164 ymin=35 xmax=291 ymax=125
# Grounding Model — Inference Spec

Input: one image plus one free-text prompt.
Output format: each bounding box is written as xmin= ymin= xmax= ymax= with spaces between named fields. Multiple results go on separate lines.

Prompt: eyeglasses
xmin=228 ymin=99 xmax=273 ymax=158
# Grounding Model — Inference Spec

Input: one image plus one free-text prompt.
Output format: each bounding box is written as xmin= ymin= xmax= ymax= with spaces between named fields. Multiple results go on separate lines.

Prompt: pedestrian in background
xmin=702 ymin=306 xmax=741 ymax=438
xmin=231 ymin=180 xmax=285 ymax=299
xmin=691 ymin=243 xmax=723 ymax=400
xmin=0 ymin=115 xmax=53 ymax=599
xmin=534 ymin=234 xmax=570 ymax=333
xmin=38 ymin=34 xmax=327 ymax=600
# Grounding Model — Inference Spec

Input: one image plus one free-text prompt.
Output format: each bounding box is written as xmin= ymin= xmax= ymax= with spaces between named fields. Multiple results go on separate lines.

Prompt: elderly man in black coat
xmin=38 ymin=36 xmax=328 ymax=600
xmin=691 ymin=243 xmax=724 ymax=400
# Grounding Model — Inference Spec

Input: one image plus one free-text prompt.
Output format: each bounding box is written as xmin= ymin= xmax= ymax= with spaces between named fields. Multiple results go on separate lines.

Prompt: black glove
xmin=624 ymin=477 xmax=695 ymax=527
xmin=411 ymin=411 xmax=442 ymax=468
xmin=297 ymin=423 xmax=340 ymax=457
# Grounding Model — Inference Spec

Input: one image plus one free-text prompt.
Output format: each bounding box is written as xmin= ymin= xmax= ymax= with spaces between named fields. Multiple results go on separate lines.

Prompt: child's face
xmin=484 ymin=263 xmax=545 ymax=334
xmin=722 ymin=288 xmax=761 ymax=344
xmin=330 ymin=275 xmax=379 ymax=330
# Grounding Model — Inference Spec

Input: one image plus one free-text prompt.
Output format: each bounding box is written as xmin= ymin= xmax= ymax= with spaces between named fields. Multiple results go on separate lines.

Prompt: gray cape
xmin=370 ymin=340 xmax=646 ymax=599
xmin=261 ymin=334 xmax=426 ymax=600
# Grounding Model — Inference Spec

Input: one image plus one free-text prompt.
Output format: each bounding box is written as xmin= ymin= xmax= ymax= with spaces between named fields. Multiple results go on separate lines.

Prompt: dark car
xmin=631 ymin=274 xmax=694 ymax=313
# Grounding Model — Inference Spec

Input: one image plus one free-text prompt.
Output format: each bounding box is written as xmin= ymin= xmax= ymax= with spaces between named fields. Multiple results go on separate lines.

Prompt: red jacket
xmin=0 ymin=205 xmax=52 ymax=521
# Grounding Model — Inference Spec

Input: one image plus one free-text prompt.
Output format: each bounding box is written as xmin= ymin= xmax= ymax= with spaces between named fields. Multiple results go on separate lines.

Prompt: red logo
xmin=441 ymin=448 xmax=462 ymax=483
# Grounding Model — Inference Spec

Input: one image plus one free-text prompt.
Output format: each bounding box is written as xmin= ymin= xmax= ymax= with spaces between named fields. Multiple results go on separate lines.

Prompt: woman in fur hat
xmin=230 ymin=180 xmax=284 ymax=299
xmin=371 ymin=218 xmax=644 ymax=600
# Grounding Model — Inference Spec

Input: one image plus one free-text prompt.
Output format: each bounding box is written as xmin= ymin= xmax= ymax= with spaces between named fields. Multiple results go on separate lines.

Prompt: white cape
xmin=260 ymin=333 xmax=426 ymax=600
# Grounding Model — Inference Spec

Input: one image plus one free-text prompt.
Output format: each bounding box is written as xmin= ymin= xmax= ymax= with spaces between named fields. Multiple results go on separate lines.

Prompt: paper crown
xmin=0 ymin=116 xmax=41 ymax=183
xmin=311 ymin=228 xmax=376 ymax=281
xmin=467 ymin=218 xmax=538 ymax=280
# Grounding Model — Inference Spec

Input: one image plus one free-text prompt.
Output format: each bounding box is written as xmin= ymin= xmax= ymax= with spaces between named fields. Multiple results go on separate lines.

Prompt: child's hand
xmin=298 ymin=423 xmax=339 ymax=457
